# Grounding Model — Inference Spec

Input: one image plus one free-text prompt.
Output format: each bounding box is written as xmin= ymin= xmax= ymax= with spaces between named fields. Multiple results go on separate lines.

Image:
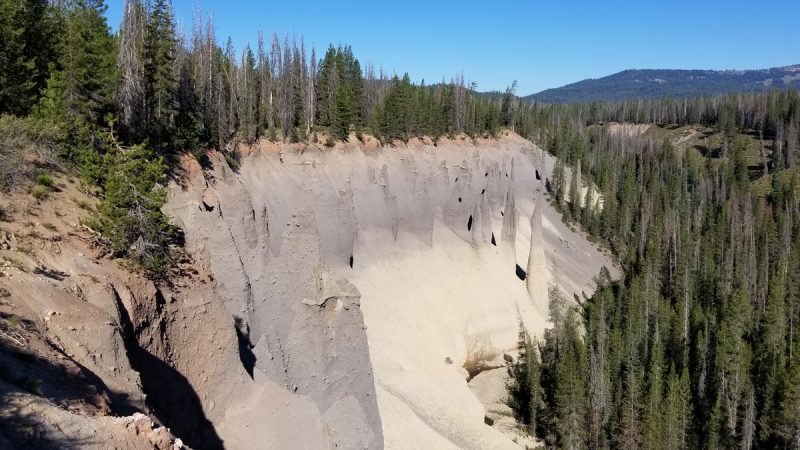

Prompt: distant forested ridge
xmin=525 ymin=66 xmax=800 ymax=103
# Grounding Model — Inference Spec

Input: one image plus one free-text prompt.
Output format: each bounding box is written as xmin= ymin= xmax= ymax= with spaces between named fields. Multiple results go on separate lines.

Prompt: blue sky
xmin=105 ymin=0 xmax=800 ymax=96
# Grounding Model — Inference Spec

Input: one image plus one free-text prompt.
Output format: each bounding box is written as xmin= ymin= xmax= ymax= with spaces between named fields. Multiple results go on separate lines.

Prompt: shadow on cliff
xmin=0 ymin=387 xmax=95 ymax=450
xmin=0 ymin=313 xmax=140 ymax=415
xmin=0 ymin=334 xmax=121 ymax=449
xmin=113 ymin=292 xmax=225 ymax=450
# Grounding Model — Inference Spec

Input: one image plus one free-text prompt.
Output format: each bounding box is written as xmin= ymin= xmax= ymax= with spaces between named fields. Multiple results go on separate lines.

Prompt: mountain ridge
xmin=525 ymin=64 xmax=800 ymax=103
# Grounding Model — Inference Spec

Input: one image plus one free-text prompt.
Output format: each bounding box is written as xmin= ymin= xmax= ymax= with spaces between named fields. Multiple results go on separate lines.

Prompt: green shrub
xmin=34 ymin=172 xmax=54 ymax=187
xmin=92 ymin=143 xmax=174 ymax=276
xmin=5 ymin=314 xmax=21 ymax=327
xmin=267 ymin=127 xmax=278 ymax=143
xmin=0 ymin=206 xmax=6 ymax=222
xmin=2 ymin=256 xmax=27 ymax=272
xmin=71 ymin=197 xmax=92 ymax=210
xmin=15 ymin=244 xmax=32 ymax=254
xmin=224 ymin=153 xmax=240 ymax=171
xmin=31 ymin=185 xmax=48 ymax=200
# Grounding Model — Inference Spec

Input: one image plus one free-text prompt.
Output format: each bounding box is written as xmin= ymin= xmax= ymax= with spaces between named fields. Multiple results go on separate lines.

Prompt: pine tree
xmin=779 ymin=361 xmax=800 ymax=446
xmin=315 ymin=46 xmax=337 ymax=127
xmin=256 ymin=30 xmax=272 ymax=134
xmin=555 ymin=310 xmax=589 ymax=450
xmin=93 ymin=141 xmax=173 ymax=274
xmin=277 ymin=35 xmax=293 ymax=139
xmin=339 ymin=45 xmax=364 ymax=126
xmin=143 ymin=0 xmax=179 ymax=149
xmin=378 ymin=75 xmax=406 ymax=140
xmin=506 ymin=328 xmax=541 ymax=432
xmin=642 ymin=340 xmax=664 ymax=447
xmin=236 ymin=44 xmax=258 ymax=143
xmin=569 ymin=161 xmax=582 ymax=222
xmin=713 ymin=290 xmax=752 ymax=447
xmin=500 ymin=80 xmax=517 ymax=130
xmin=662 ymin=367 xmax=692 ymax=450
xmin=756 ymin=272 xmax=788 ymax=446
xmin=222 ymin=37 xmax=237 ymax=143
xmin=0 ymin=0 xmax=56 ymax=115
xmin=304 ymin=43 xmax=316 ymax=135
xmin=617 ymin=364 xmax=642 ymax=450
xmin=37 ymin=0 xmax=117 ymax=161
xmin=331 ymin=81 xmax=354 ymax=141
xmin=173 ymin=42 xmax=201 ymax=152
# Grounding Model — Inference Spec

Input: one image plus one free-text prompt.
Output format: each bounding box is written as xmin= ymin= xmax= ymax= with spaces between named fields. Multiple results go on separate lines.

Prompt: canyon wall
xmin=0 ymin=132 xmax=614 ymax=449
xmin=165 ymin=132 xmax=615 ymax=448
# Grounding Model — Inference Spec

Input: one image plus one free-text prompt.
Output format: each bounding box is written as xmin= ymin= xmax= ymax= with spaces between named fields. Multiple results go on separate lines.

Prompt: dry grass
xmin=71 ymin=197 xmax=92 ymax=210
xmin=31 ymin=186 xmax=48 ymax=201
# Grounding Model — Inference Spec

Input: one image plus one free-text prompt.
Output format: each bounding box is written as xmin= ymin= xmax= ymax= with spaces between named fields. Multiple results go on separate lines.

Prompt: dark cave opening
xmin=515 ymin=264 xmax=527 ymax=281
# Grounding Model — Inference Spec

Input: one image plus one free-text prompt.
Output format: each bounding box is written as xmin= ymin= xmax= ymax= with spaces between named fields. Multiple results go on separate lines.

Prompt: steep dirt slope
xmin=0 ymin=179 xmax=182 ymax=449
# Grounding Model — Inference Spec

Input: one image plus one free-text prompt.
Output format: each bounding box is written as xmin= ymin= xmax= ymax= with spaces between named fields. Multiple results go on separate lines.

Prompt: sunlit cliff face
xmin=165 ymin=134 xmax=614 ymax=449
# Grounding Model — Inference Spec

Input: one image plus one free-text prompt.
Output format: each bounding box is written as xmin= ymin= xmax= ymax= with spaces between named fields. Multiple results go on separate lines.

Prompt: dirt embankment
xmin=0 ymin=178 xmax=188 ymax=449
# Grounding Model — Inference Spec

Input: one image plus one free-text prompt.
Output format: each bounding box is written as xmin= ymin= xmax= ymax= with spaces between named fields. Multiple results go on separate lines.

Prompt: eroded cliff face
xmin=0 ymin=133 xmax=614 ymax=449
xmin=164 ymin=132 xmax=616 ymax=449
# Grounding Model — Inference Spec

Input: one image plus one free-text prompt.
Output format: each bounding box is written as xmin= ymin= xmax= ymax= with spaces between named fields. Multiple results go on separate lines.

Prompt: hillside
xmin=525 ymin=65 xmax=800 ymax=103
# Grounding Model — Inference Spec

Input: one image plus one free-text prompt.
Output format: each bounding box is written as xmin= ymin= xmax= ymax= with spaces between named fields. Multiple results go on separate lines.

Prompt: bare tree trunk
xmin=364 ymin=61 xmax=377 ymax=122
xmin=305 ymin=44 xmax=316 ymax=135
xmin=117 ymin=0 xmax=145 ymax=133
xmin=452 ymin=74 xmax=467 ymax=133
xmin=257 ymin=30 xmax=271 ymax=134
xmin=279 ymin=35 xmax=293 ymax=139
xmin=788 ymin=120 xmax=798 ymax=168
xmin=740 ymin=392 xmax=755 ymax=450
xmin=270 ymin=33 xmax=282 ymax=132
